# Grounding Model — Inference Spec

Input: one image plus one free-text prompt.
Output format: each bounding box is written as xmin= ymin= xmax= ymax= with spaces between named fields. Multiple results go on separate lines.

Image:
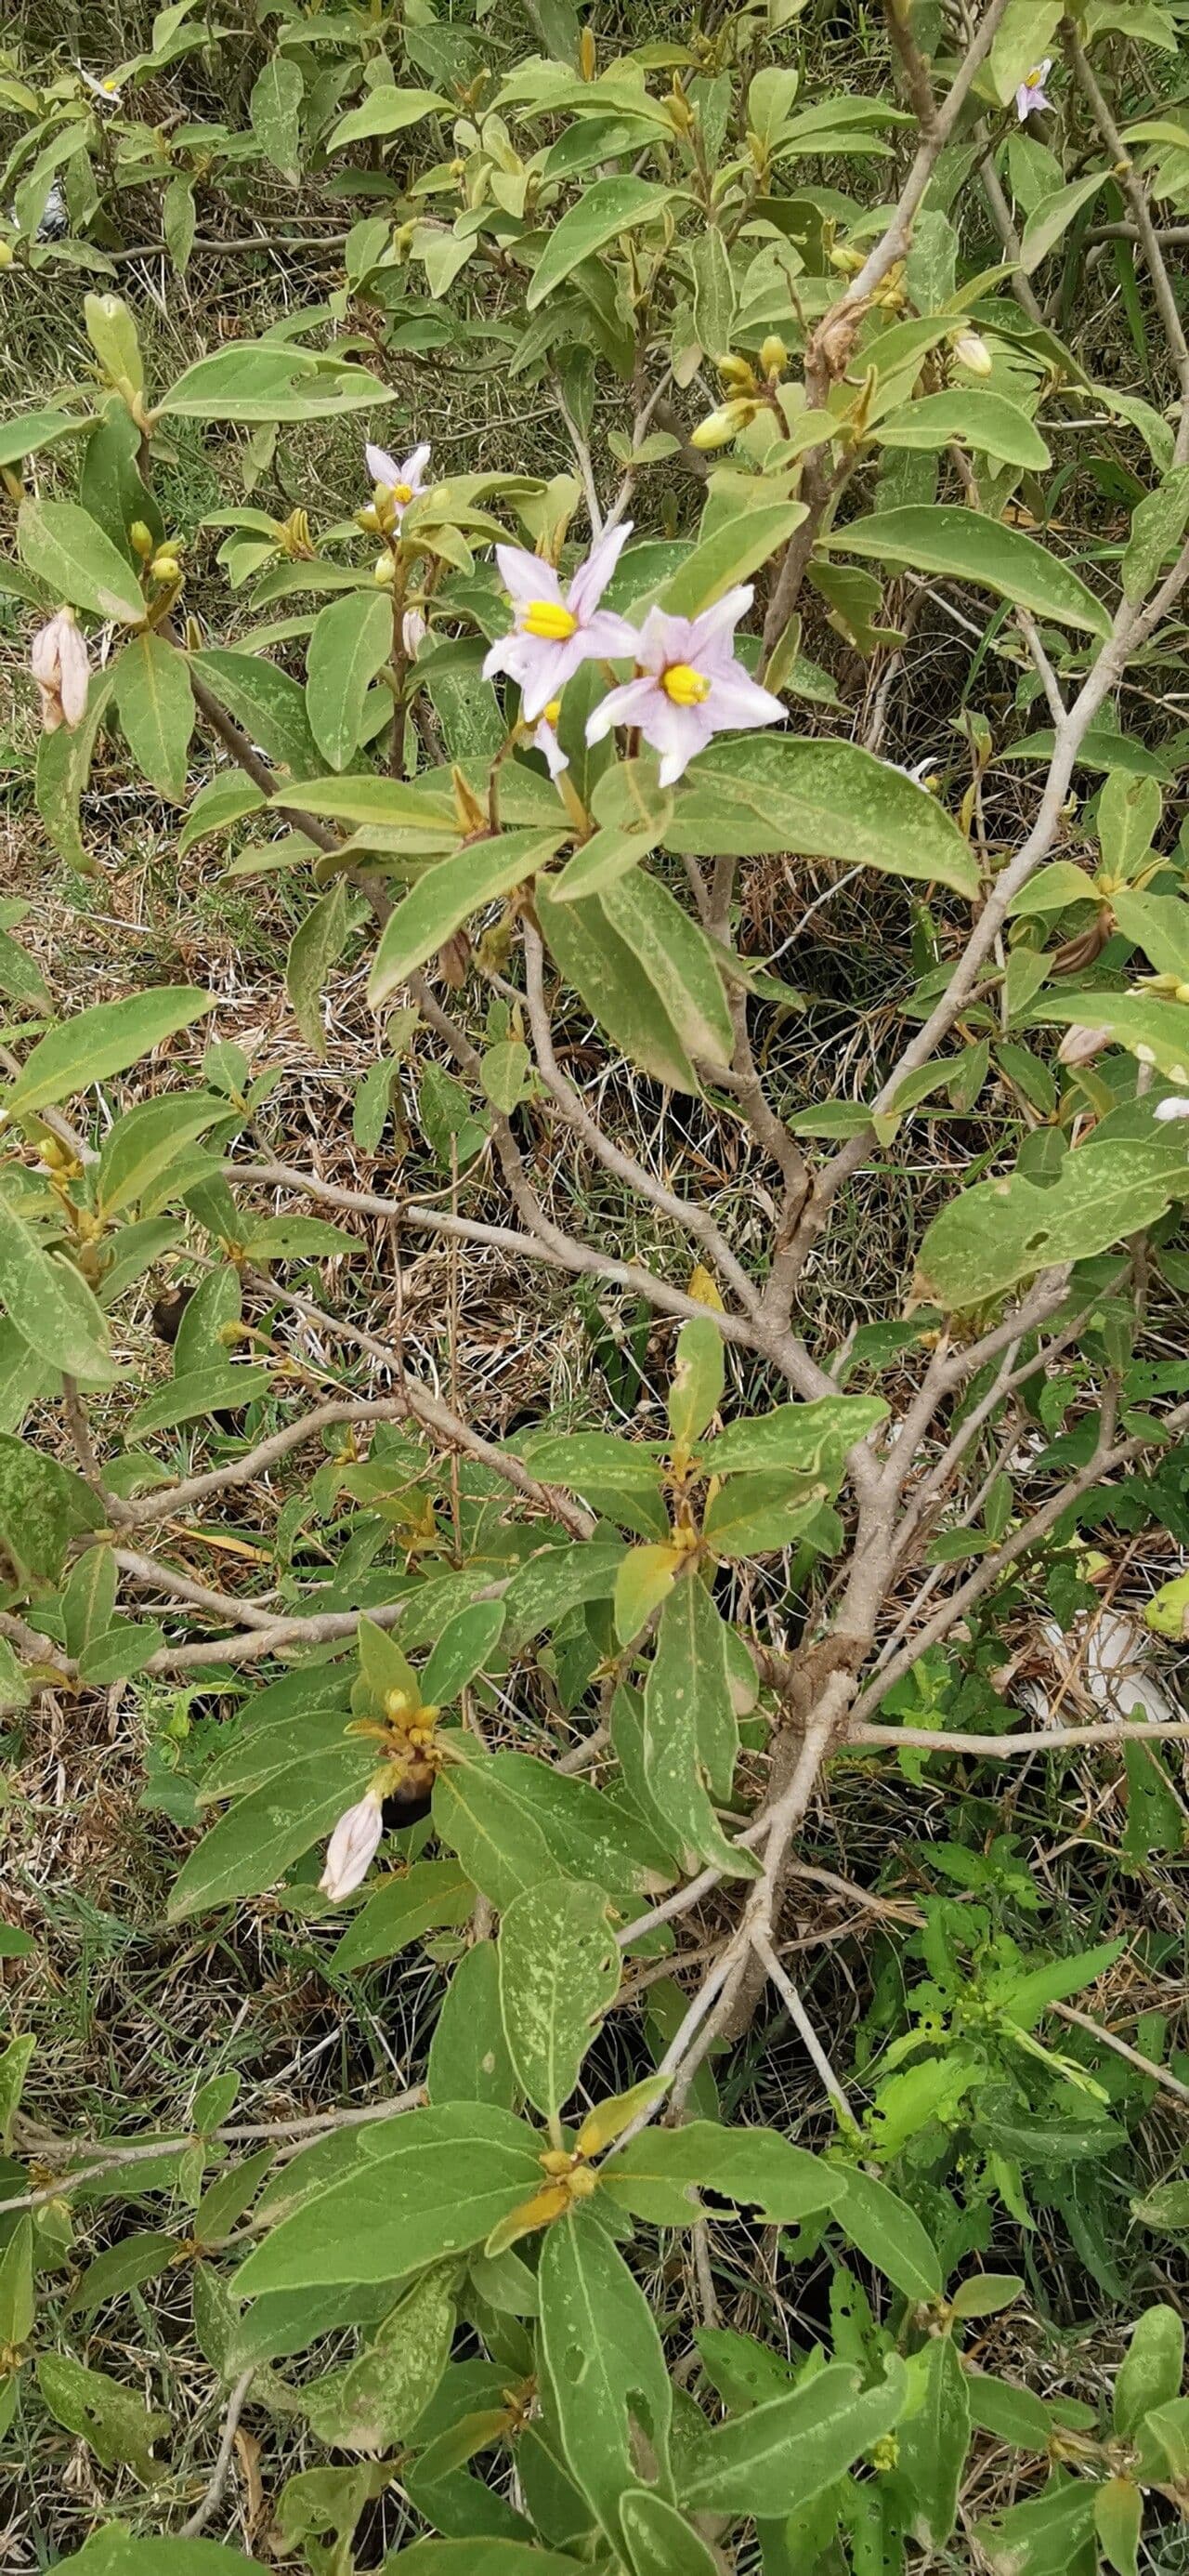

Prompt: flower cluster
xmin=358 ymin=439 xmax=785 ymax=788
xmin=483 ymin=521 xmax=784 ymax=788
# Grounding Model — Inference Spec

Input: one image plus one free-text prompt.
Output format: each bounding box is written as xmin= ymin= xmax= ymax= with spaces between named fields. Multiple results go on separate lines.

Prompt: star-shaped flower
xmin=584 ymin=585 xmax=784 ymax=787
xmin=483 ymin=523 xmax=639 ymax=724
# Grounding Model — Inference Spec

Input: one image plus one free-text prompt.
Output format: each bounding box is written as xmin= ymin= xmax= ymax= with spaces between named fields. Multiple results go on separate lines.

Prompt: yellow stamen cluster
xmin=523 ymin=599 xmax=578 ymax=641
xmin=542 ymin=699 xmax=562 ymax=727
xmin=661 ymin=663 xmax=711 ymax=707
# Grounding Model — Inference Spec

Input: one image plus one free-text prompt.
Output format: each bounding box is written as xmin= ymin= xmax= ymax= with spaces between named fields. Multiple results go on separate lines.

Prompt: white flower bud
xmin=319 ymin=1791 xmax=385 ymax=1901
xmin=1056 ymin=1023 xmax=1110 ymax=1067
xmin=30 ymin=607 xmax=90 ymax=733
xmin=951 ymin=331 xmax=993 ymax=377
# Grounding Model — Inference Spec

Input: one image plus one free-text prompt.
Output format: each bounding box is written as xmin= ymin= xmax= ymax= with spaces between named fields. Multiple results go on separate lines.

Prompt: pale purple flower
xmin=1154 ymin=1095 xmax=1189 ymax=1123
xmin=366 ymin=440 xmax=431 ymax=519
xmin=319 ymin=1789 xmax=384 ymax=1901
xmin=532 ymin=699 xmax=568 ymax=779
xmin=584 ymin=585 xmax=785 ymax=789
xmin=30 ymin=607 xmax=89 ymax=733
xmin=1015 ymin=59 xmax=1052 ymax=119
xmin=483 ymin=523 xmax=639 ymax=725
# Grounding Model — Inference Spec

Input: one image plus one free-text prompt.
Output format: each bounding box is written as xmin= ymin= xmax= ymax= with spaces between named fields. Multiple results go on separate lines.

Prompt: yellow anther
xmin=522 ymin=599 xmax=578 ymax=641
xmin=543 ymin=698 xmax=562 ymax=727
xmin=661 ymin=663 xmax=711 ymax=707
xmin=392 ymin=481 xmax=413 ymax=505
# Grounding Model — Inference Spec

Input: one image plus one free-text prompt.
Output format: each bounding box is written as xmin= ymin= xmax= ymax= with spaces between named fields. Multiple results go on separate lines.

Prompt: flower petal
xmin=495 ymin=543 xmax=560 ymax=611
xmin=567 ymin=518 xmax=634 ymax=620
xmin=703 ymin=669 xmax=786 ymax=732
xmin=366 ymin=442 xmax=401 ymax=487
xmin=401 ymin=442 xmax=432 ymax=487
xmin=585 ymin=674 xmax=661 ymax=746
xmin=688 ymin=585 xmax=755 ymax=659
xmin=580 ymin=608 xmax=642 ymax=661
xmin=520 ymin=633 xmax=591 ymax=720
xmin=638 ymin=695 xmax=714 ymax=787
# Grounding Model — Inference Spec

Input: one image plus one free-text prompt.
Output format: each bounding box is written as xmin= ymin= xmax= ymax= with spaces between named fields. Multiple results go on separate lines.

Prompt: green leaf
xmin=989 ymin=0 xmax=1062 ymax=103
xmin=307 ymin=589 xmax=394 ymax=772
xmin=251 ymin=52 xmax=304 ymax=180
xmin=234 ymin=2104 xmax=542 ymax=2294
xmin=700 ymin=1394 xmax=887 ymax=1477
xmin=61 ymin=1542 xmax=118 ymax=1658
xmin=966 ymin=2373 xmax=1053 ymax=2452
xmin=613 ymin=1544 xmax=683 ymax=1647
xmin=644 ymin=1581 xmax=757 ymax=1877
xmin=895 ymin=2335 xmax=969 ymax=2547
xmin=79 ymin=1622 xmax=166 ymax=1684
xmin=163 ymin=172 xmax=197 ymax=275
xmin=421 ymin=1599 xmax=507 ymax=1705
xmin=35 ymin=2352 xmax=169 ymax=2481
xmin=918 ymin=1137 xmax=1189 ymax=1307
xmin=703 ymin=1470 xmax=830 ymax=1557
xmin=668 ymin=1313 xmax=725 ymax=1453
xmin=126 ymin=1363 xmax=271 ymax=1440
xmin=0 ymin=410 xmax=90 ymax=472
xmin=287 ymin=879 xmax=359 ymax=1062
xmin=0 ymin=1437 xmax=102 ymax=1584
xmin=161 ymin=345 xmax=397 ymax=423
xmin=1020 ymin=172 xmax=1109 ymax=274
xmin=329 ymin=86 xmax=452 ymax=149
xmin=527 ymin=178 xmax=673 ymax=311
xmin=0 ymin=2033 xmax=35 ymax=2148
xmin=822 ymin=507 xmax=1113 ymax=638
xmin=282 ymin=772 xmax=459 ymax=831
xmin=551 ymin=820 xmax=661 ymax=904
xmin=303 ymin=2267 xmax=457 ymax=2454
xmin=113 ymin=632 xmax=194 ymax=802
xmin=167 ymin=1743 xmax=376 ymax=1920
xmin=1111 ymin=889 xmax=1189 ymax=981
xmin=875 ymin=389 xmax=1051 ymax=469
xmin=190 ymin=646 xmax=320 ymax=779
xmin=601 ymin=872 xmax=733 ymax=1070
xmin=428 ymin=1939 xmax=517 ymax=2109
xmin=832 ymin=2166 xmax=943 ymax=2298
xmin=6 ymin=989 xmax=212 ymax=1120
xmin=434 ymin=1747 xmax=671 ymax=1911
xmin=997 ymin=1936 xmax=1125 ymax=2031
xmin=665 ymin=736 xmax=979 ymax=898
xmin=498 ymin=1877 xmax=620 ymax=2120
xmin=1114 ymin=2303 xmax=1184 ymax=2437
xmin=369 ymin=831 xmax=565 ymax=1005
xmin=329 ymin=1860 xmax=472 ymax=1972
xmin=36 ymin=662 xmax=118 ymax=876
xmin=84 ymin=294 xmax=144 ymax=398
xmin=64 ymin=2230 xmax=177 ymax=2317
xmin=98 ymin=1093 xmax=225 ymax=1217
xmin=535 ymin=879 xmax=695 ymax=1090
xmin=1122 ymin=465 xmax=1189 ymax=604
xmin=678 ymin=2357 xmax=908 ymax=2517
xmin=1094 ymin=2479 xmax=1142 ymax=2576
xmin=521 ymin=1431 xmax=666 ymax=1495
xmin=660 ymin=501 xmax=808 ymax=619
xmin=689 ymin=226 xmax=736 ymax=361
xmin=602 ymin=2121 xmax=837 ymax=2228
xmin=18 ymin=498 xmax=145 ymax=624
xmin=331 ymin=1866 xmax=477 ymax=1989
xmin=974 ymin=2480 xmax=1096 ymax=2576
xmin=538 ymin=2217 xmax=671 ymax=2546
xmin=0 ymin=2216 xmax=33 ymax=2346
xmin=0 ymin=1202 xmax=116 ymax=1384
xmin=618 ymin=2491 xmax=719 ymax=2576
